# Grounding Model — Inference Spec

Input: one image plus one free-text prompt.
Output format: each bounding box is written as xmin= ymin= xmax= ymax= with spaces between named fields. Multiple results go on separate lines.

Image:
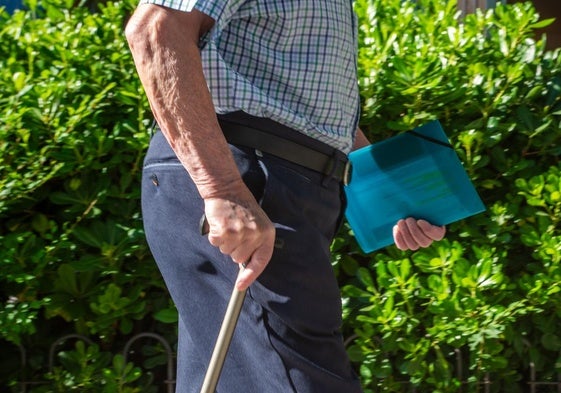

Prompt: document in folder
xmin=344 ymin=120 xmax=485 ymax=253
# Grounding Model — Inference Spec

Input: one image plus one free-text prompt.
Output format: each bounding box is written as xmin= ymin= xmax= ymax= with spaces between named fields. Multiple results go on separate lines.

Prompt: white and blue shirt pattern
xmin=139 ymin=0 xmax=360 ymax=153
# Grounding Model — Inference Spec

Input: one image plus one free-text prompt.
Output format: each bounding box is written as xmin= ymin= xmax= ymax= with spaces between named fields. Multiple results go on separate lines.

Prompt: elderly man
xmin=125 ymin=2 xmax=445 ymax=392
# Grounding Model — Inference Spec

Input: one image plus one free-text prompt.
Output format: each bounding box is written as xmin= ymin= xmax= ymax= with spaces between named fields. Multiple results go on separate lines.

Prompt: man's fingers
xmin=235 ymin=242 xmax=274 ymax=290
xmin=404 ymin=217 xmax=433 ymax=248
xmin=393 ymin=225 xmax=409 ymax=251
xmin=235 ymin=263 xmax=261 ymax=291
xmin=417 ymin=219 xmax=446 ymax=241
xmin=394 ymin=219 xmax=420 ymax=250
xmin=393 ymin=218 xmax=446 ymax=250
xmin=211 ymin=231 xmax=247 ymax=257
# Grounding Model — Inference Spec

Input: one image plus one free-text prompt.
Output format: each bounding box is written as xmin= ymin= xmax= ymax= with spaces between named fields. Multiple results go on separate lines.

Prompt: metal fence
xmin=11 ymin=333 xmax=561 ymax=393
xmin=14 ymin=333 xmax=176 ymax=393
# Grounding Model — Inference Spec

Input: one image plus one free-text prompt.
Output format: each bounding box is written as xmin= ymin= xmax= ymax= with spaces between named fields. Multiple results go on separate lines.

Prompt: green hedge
xmin=0 ymin=0 xmax=560 ymax=392
xmin=0 ymin=2 xmax=170 ymax=391
xmin=335 ymin=0 xmax=561 ymax=392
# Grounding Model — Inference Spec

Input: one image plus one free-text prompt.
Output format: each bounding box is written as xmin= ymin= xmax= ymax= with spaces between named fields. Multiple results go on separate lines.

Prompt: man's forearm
xmin=126 ymin=5 xmax=245 ymax=199
xmin=127 ymin=5 xmax=276 ymax=290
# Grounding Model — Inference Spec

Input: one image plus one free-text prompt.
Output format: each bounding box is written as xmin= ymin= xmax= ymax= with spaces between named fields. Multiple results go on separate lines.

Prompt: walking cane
xmin=200 ymin=269 xmax=246 ymax=393
xmin=199 ymin=216 xmax=247 ymax=393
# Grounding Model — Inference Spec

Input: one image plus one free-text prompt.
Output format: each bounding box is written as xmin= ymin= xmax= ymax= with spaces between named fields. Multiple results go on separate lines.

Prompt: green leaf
xmin=529 ymin=18 xmax=555 ymax=29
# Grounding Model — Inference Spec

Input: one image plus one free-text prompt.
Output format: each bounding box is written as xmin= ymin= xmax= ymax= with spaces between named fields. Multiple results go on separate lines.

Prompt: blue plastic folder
xmin=344 ymin=120 xmax=485 ymax=253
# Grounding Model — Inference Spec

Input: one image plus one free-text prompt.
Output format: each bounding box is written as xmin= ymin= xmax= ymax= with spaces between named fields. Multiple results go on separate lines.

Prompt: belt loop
xmin=321 ymin=151 xmax=341 ymax=187
xmin=343 ymin=160 xmax=352 ymax=186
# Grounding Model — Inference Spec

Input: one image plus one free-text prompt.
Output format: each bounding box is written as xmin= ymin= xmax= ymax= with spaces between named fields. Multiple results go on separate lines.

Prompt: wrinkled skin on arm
xmin=125 ymin=5 xmax=275 ymax=290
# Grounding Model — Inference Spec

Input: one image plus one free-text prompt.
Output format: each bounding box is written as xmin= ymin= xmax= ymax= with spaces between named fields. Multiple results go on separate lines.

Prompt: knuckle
xmin=208 ymin=235 xmax=220 ymax=247
xmin=231 ymin=252 xmax=248 ymax=264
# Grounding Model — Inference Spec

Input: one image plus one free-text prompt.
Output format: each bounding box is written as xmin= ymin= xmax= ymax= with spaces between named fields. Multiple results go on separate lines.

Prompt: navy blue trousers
xmin=141 ymin=129 xmax=363 ymax=393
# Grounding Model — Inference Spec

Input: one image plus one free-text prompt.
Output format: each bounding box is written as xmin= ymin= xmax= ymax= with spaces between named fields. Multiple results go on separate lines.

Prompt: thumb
xmin=234 ymin=242 xmax=274 ymax=291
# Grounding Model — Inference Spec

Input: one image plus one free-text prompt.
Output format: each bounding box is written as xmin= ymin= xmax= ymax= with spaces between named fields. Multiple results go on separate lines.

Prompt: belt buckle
xmin=343 ymin=160 xmax=352 ymax=186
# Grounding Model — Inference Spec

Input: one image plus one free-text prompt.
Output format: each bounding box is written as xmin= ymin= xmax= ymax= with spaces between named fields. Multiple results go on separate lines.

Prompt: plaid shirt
xmin=139 ymin=0 xmax=360 ymax=153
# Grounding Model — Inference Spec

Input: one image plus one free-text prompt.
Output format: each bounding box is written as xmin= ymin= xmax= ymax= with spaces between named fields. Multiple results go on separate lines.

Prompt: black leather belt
xmin=218 ymin=120 xmax=352 ymax=185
